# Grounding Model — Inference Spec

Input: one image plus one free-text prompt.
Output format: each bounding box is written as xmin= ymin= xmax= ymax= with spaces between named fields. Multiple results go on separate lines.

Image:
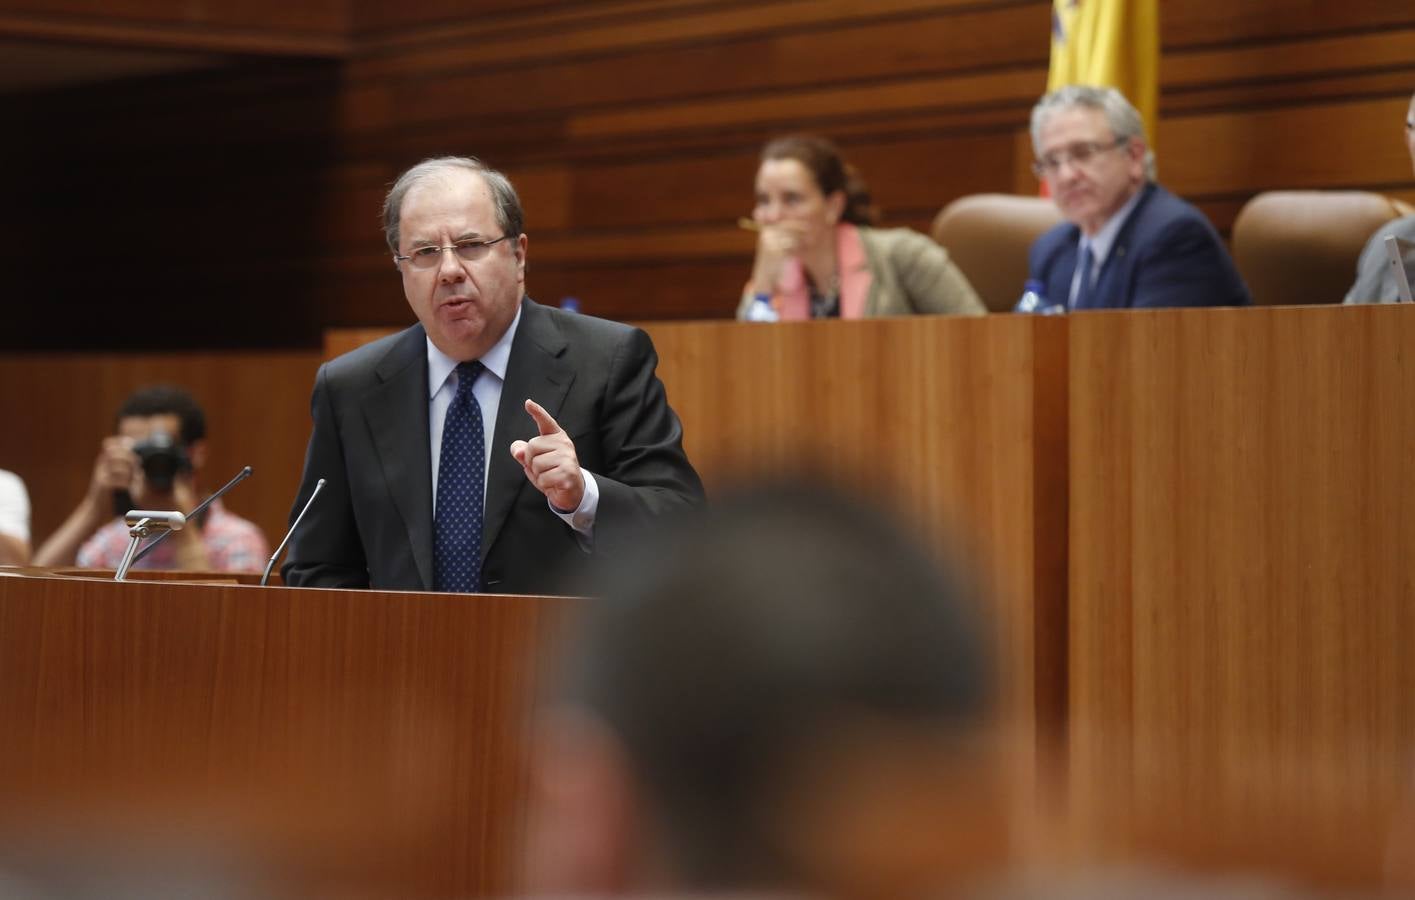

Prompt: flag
xmin=1048 ymin=0 xmax=1159 ymax=148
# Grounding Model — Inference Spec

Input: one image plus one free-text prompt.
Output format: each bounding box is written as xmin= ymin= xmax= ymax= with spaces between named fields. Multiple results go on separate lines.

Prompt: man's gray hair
xmin=1030 ymin=85 xmax=1158 ymax=181
xmin=381 ymin=156 xmax=525 ymax=254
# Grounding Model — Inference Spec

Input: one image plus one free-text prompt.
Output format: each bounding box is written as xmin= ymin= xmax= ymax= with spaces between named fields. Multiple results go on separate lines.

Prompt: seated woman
xmin=739 ymin=134 xmax=984 ymax=320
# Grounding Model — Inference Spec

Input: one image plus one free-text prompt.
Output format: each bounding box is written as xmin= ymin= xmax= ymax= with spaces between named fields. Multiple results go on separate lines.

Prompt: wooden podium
xmin=7 ymin=307 xmax=1415 ymax=894
xmin=1066 ymin=304 xmax=1415 ymax=884
xmin=0 ymin=568 xmax=570 ymax=898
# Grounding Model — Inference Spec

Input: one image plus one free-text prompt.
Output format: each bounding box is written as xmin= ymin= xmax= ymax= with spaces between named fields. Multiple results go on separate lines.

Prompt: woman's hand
xmin=750 ymin=221 xmax=810 ymax=296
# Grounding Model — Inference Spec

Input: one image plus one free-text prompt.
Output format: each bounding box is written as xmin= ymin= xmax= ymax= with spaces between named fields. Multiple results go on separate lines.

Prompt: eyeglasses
xmin=395 ymin=235 xmax=512 ymax=270
xmin=1032 ymin=137 xmax=1129 ymax=177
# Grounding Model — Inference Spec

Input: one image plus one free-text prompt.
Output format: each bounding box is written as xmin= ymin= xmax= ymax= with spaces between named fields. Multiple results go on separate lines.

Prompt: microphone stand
xmin=129 ymin=466 xmax=253 ymax=567
xmin=114 ymin=513 xmax=185 ymax=582
xmin=261 ymin=478 xmax=325 ymax=586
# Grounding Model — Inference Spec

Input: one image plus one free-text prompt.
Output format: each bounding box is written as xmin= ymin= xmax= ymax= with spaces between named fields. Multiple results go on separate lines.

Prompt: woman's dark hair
xmin=761 ymin=134 xmax=879 ymax=226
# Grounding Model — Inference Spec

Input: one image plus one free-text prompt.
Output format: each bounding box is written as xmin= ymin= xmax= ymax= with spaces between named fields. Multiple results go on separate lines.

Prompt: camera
xmin=132 ymin=431 xmax=191 ymax=491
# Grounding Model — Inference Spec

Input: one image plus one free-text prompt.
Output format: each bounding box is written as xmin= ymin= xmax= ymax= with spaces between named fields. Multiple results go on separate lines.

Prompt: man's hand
xmin=87 ymin=436 xmax=139 ymax=506
xmin=510 ymin=399 xmax=584 ymax=513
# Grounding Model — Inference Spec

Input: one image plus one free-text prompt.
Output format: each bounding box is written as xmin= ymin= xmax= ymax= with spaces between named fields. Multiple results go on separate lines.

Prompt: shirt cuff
xmin=550 ymin=470 xmax=598 ymax=540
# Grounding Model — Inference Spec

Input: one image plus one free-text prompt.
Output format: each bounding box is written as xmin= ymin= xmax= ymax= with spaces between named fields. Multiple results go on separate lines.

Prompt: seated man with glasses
xmin=1026 ymin=85 xmax=1250 ymax=311
xmin=281 ymin=156 xmax=704 ymax=595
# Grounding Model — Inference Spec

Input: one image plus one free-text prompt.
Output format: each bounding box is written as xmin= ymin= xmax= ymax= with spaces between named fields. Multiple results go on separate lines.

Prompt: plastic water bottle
xmin=745 ymin=293 xmax=779 ymax=322
xmin=1013 ymin=279 xmax=1064 ymax=315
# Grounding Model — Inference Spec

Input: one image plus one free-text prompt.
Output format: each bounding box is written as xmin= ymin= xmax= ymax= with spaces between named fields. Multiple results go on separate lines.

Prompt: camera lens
xmin=132 ymin=431 xmax=190 ymax=491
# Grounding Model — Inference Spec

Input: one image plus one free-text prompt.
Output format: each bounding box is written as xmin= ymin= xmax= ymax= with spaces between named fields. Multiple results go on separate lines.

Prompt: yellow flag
xmin=1048 ymin=0 xmax=1159 ymax=148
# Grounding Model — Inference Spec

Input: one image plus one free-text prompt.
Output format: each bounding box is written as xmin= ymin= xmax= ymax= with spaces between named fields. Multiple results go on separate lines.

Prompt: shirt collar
xmin=426 ymin=301 xmax=523 ymax=398
xmin=1079 ymin=185 xmax=1145 ymax=268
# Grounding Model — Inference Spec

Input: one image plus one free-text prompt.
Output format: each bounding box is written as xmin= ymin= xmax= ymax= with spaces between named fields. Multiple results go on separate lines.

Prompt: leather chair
xmin=1231 ymin=190 xmax=1415 ymax=306
xmin=931 ymin=194 xmax=1063 ymax=313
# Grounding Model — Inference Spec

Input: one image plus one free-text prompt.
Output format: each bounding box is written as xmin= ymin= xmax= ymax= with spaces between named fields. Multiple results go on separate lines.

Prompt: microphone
xmin=130 ymin=465 xmax=253 ymax=565
xmin=123 ymin=510 xmax=186 ymax=531
xmin=261 ymin=477 xmax=325 ymax=587
xmin=114 ymin=511 xmax=187 ymax=581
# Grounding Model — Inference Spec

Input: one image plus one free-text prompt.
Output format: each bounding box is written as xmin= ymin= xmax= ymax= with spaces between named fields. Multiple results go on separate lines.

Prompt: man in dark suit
xmin=282 ymin=157 xmax=704 ymax=594
xmin=1027 ymin=85 xmax=1250 ymax=310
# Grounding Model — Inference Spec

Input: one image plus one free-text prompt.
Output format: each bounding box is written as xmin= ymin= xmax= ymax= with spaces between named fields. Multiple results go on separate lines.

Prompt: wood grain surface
xmin=7 ymin=1 xmax=1415 ymax=347
xmin=641 ymin=315 xmax=1071 ymax=768
xmin=1067 ymin=304 xmax=1415 ymax=884
xmin=0 ymin=569 xmax=571 ymax=897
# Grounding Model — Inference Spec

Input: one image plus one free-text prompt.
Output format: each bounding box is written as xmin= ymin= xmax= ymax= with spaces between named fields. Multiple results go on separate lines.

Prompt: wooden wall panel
xmin=1161 ymin=0 xmax=1415 ymax=46
xmin=353 ymin=5 xmax=1043 ymax=127
xmin=0 ymin=0 xmax=348 ymax=53
xmin=0 ymin=352 xmax=321 ymax=565
xmin=5 ymin=0 xmax=1415 ymax=342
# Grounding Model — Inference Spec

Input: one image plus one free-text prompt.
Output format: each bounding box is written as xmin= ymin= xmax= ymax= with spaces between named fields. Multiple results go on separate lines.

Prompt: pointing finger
xmin=524 ymin=399 xmax=562 ymax=437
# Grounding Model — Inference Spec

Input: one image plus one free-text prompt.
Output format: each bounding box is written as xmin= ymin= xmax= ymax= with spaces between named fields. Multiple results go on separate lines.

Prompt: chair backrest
xmin=1231 ymin=190 xmax=1409 ymax=306
xmin=931 ymin=194 xmax=1063 ymax=313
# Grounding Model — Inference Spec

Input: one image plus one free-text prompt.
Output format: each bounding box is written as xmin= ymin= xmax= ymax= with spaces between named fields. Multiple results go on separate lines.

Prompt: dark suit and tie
xmin=282 ymin=158 xmax=704 ymax=594
xmin=1029 ymin=183 xmax=1251 ymax=311
xmin=1027 ymin=86 xmax=1251 ymax=312
xmin=283 ymin=299 xmax=703 ymax=594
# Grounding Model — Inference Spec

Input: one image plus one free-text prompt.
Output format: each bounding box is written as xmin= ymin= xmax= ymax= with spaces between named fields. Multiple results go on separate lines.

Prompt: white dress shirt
xmin=427 ymin=305 xmax=598 ymax=538
xmin=1068 ymin=186 xmax=1145 ymax=308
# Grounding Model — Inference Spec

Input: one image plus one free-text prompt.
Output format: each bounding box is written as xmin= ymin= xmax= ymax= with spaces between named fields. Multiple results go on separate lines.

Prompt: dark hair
xmin=557 ymin=483 xmax=992 ymax=889
xmin=115 ymin=385 xmax=206 ymax=445
xmin=761 ymin=134 xmax=879 ymax=225
xmin=382 ymin=156 xmax=525 ymax=254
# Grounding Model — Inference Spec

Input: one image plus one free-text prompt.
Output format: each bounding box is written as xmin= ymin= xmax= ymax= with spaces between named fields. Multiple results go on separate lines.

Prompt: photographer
xmin=32 ymin=385 xmax=268 ymax=572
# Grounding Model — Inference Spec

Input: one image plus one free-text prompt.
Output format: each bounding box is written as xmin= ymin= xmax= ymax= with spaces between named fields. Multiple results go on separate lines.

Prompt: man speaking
xmin=282 ymin=157 xmax=704 ymax=594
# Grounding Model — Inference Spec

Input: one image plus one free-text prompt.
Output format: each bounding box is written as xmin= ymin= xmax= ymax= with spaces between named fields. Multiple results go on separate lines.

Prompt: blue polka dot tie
xmin=434 ymin=361 xmax=485 ymax=593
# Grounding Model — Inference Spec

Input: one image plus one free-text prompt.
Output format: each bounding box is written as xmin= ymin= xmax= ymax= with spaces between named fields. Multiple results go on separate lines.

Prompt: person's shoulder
xmin=1128 ymin=183 xmax=1222 ymax=248
xmin=859 ymin=225 xmax=939 ymax=258
xmin=0 ymin=470 xmax=25 ymax=496
xmin=1030 ymin=218 xmax=1077 ymax=266
xmin=521 ymin=298 xmax=640 ymax=347
xmin=858 ymin=224 xmax=921 ymax=246
xmin=857 ymin=227 xmax=963 ymax=283
xmin=1136 ymin=183 xmax=1208 ymax=228
xmin=1368 ymin=213 xmax=1415 ymax=244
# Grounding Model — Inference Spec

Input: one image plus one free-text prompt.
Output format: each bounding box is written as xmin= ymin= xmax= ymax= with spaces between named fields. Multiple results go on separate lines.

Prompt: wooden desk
xmin=1067 ymin=304 xmax=1415 ymax=884
xmin=0 ymin=568 xmax=571 ymax=898
xmin=642 ymin=316 xmax=1071 ymax=767
xmin=327 ymin=316 xmax=1072 ymax=771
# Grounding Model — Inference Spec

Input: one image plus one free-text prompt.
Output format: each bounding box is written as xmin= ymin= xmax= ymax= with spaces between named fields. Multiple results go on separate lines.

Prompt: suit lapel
xmin=1053 ymin=234 xmax=1079 ymax=310
xmin=363 ymin=326 xmax=435 ymax=590
xmin=1096 ymin=183 xmax=1155 ymax=309
xmin=482 ymin=300 xmax=575 ymax=563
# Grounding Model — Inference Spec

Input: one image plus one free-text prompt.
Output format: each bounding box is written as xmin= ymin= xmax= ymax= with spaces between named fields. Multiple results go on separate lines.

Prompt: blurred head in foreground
xmin=526 ymin=483 xmax=1003 ymax=898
